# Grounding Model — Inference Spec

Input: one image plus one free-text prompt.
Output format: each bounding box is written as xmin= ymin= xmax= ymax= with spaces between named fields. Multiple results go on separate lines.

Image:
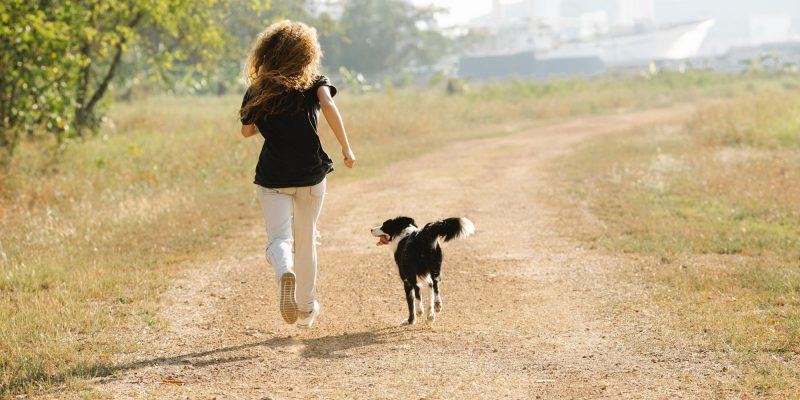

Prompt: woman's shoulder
xmin=314 ymin=75 xmax=331 ymax=84
xmin=310 ymin=75 xmax=336 ymax=97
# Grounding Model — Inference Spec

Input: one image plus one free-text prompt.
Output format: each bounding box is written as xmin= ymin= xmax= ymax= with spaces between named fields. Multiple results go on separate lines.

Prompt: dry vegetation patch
xmin=553 ymin=91 xmax=800 ymax=397
xmin=0 ymin=72 xmax=795 ymax=396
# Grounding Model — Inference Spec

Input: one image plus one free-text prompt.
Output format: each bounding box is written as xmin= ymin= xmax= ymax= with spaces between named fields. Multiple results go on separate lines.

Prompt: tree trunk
xmin=73 ymin=41 xmax=93 ymax=137
xmin=74 ymin=11 xmax=143 ymax=135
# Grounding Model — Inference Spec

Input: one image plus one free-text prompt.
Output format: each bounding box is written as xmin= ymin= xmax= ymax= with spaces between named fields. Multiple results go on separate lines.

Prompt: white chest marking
xmin=389 ymin=226 xmax=418 ymax=253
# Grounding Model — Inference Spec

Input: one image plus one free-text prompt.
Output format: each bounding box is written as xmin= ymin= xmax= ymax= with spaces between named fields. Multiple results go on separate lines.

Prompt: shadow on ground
xmin=12 ymin=325 xmax=420 ymax=396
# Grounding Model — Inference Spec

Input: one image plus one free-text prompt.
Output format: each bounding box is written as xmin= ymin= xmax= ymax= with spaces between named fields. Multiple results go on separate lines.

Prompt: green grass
xmin=689 ymin=92 xmax=800 ymax=148
xmin=0 ymin=71 xmax=797 ymax=397
xmin=554 ymin=90 xmax=800 ymax=397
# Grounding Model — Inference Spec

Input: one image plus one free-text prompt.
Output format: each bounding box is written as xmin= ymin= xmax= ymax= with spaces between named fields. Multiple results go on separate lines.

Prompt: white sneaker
xmin=297 ymin=301 xmax=320 ymax=329
xmin=279 ymin=272 xmax=298 ymax=324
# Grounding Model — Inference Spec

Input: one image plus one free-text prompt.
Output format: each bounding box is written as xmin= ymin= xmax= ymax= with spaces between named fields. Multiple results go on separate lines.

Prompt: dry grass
xmin=0 ymin=71 xmax=794 ymax=396
xmin=0 ymin=96 xmax=258 ymax=396
xmin=320 ymin=71 xmax=791 ymax=180
xmin=554 ymin=90 xmax=800 ymax=397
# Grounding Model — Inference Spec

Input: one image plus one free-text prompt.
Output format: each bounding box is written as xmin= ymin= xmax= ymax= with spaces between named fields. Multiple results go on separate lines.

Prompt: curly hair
xmin=240 ymin=21 xmax=322 ymax=122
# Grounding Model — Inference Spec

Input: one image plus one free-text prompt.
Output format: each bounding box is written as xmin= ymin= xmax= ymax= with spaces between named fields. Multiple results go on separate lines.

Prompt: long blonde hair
xmin=240 ymin=20 xmax=322 ymax=121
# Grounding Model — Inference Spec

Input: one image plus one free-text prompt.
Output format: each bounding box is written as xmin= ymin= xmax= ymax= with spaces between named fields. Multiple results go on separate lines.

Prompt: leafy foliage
xmin=0 ymin=0 xmax=263 ymax=164
xmin=0 ymin=1 xmax=79 ymax=163
xmin=0 ymin=0 xmax=460 ymax=166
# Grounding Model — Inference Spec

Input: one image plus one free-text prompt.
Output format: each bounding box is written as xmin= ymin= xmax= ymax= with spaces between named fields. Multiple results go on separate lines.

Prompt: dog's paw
xmin=426 ymin=312 xmax=436 ymax=323
xmin=434 ymin=301 xmax=443 ymax=313
xmin=401 ymin=317 xmax=416 ymax=326
xmin=416 ymin=307 xmax=424 ymax=317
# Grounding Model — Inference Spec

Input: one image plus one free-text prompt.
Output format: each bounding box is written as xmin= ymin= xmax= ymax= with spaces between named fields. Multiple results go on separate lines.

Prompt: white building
xmin=463 ymin=0 xmax=714 ymax=66
xmin=579 ymin=11 xmax=610 ymax=39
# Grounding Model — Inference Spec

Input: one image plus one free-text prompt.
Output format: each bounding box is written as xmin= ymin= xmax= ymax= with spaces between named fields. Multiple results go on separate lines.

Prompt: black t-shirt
xmin=241 ymin=76 xmax=337 ymax=188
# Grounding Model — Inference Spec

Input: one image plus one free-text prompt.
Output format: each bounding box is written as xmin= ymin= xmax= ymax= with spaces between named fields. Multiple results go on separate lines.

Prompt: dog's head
xmin=371 ymin=216 xmax=417 ymax=246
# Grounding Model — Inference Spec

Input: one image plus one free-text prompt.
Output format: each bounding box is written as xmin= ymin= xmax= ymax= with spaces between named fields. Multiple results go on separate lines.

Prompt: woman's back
xmin=241 ymin=76 xmax=337 ymax=188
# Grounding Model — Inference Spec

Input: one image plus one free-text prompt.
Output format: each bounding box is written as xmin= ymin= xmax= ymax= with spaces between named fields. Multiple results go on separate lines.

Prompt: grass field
xmin=554 ymin=90 xmax=800 ymax=396
xmin=1 ymin=71 xmax=797 ymax=396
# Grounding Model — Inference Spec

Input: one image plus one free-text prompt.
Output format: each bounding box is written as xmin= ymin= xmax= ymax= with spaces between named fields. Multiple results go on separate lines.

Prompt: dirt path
xmin=90 ymin=106 xmax=738 ymax=399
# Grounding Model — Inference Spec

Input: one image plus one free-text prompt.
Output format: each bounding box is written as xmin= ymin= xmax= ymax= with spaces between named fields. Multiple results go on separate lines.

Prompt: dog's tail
xmin=421 ymin=217 xmax=475 ymax=244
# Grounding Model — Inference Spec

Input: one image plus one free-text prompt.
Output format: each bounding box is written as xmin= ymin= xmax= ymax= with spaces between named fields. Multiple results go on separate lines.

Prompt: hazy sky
xmin=413 ymin=0 xmax=800 ymax=54
xmin=413 ymin=0 xmax=800 ymax=27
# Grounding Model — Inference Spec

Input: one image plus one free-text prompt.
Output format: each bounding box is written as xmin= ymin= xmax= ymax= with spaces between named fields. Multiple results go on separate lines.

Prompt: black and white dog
xmin=371 ymin=216 xmax=475 ymax=324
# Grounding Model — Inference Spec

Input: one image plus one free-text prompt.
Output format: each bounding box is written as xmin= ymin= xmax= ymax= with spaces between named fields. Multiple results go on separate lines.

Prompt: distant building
xmin=654 ymin=0 xmax=800 ymax=57
xmin=464 ymin=1 xmax=712 ymax=60
xmin=579 ymin=11 xmax=610 ymax=39
xmin=528 ymin=0 xmax=562 ymax=30
xmin=459 ymin=51 xmax=605 ymax=80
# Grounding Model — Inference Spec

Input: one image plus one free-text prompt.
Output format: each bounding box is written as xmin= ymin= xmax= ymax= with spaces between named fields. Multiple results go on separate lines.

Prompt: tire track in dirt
xmin=90 ymin=106 xmax=739 ymax=399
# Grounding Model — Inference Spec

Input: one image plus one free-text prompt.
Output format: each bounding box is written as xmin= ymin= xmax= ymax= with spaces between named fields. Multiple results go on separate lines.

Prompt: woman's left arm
xmin=318 ymin=86 xmax=355 ymax=168
xmin=241 ymin=124 xmax=258 ymax=138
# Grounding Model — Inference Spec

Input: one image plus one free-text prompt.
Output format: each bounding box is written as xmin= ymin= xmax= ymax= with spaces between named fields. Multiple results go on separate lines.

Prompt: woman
xmin=239 ymin=21 xmax=355 ymax=329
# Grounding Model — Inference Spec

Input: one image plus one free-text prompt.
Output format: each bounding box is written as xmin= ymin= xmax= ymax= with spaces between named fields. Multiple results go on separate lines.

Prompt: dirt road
xmin=91 ymin=106 xmax=739 ymax=399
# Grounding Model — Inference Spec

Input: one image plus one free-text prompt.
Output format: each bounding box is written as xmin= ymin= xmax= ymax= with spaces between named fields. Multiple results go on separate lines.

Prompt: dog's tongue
xmin=377 ymin=236 xmax=389 ymax=246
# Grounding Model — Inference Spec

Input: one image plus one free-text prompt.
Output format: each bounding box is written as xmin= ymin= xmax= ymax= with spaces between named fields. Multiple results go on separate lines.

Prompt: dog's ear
xmin=396 ymin=216 xmax=416 ymax=228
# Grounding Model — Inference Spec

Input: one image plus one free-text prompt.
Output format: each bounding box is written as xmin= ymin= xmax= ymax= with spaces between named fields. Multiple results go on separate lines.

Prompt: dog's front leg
xmin=403 ymin=281 xmax=416 ymax=325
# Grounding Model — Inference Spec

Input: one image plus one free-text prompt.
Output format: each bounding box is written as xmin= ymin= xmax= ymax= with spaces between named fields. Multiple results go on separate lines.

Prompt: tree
xmin=0 ymin=0 xmax=265 ymax=164
xmin=0 ymin=1 xmax=74 ymax=163
xmin=319 ymin=0 xmax=450 ymax=77
xmin=206 ymin=0 xmax=314 ymax=95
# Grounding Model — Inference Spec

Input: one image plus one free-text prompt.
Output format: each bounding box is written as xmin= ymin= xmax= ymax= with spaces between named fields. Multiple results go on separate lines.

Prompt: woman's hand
xmin=319 ymin=86 xmax=356 ymax=169
xmin=241 ymin=124 xmax=258 ymax=138
xmin=342 ymin=147 xmax=356 ymax=168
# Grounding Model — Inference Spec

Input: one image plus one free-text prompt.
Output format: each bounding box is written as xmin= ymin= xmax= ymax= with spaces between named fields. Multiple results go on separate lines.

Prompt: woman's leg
xmin=258 ymin=185 xmax=301 ymax=323
xmin=292 ymin=179 xmax=326 ymax=312
xmin=257 ymin=186 xmax=296 ymax=279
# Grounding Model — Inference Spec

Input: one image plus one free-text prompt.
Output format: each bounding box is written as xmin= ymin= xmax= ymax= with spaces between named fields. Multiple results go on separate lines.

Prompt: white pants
xmin=257 ymin=179 xmax=326 ymax=313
